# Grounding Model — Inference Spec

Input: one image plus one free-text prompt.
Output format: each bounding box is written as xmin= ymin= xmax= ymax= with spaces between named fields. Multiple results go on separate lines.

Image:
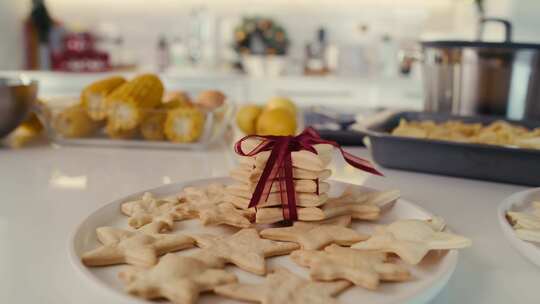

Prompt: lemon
xmin=256 ymin=108 xmax=297 ymax=136
xmin=266 ymin=97 xmax=297 ymax=116
xmin=236 ymin=104 xmax=263 ymax=134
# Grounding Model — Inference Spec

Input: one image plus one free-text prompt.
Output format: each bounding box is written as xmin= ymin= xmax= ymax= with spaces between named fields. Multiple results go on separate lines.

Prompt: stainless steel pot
xmin=421 ymin=18 xmax=540 ymax=120
xmin=0 ymin=77 xmax=38 ymax=138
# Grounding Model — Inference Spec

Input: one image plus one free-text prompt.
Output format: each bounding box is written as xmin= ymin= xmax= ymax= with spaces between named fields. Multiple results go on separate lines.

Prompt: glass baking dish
xmin=35 ymin=96 xmax=235 ymax=150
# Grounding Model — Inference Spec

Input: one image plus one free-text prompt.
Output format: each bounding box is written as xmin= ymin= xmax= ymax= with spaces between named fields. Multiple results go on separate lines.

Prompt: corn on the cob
xmin=53 ymin=104 xmax=101 ymax=138
xmin=21 ymin=112 xmax=44 ymax=133
xmin=164 ymin=107 xmax=205 ymax=143
xmin=105 ymin=121 xmax=138 ymax=139
xmin=140 ymin=112 xmax=166 ymax=141
xmin=106 ymin=74 xmax=164 ymax=130
xmin=162 ymin=98 xmax=192 ymax=110
xmin=163 ymin=91 xmax=191 ymax=106
xmin=81 ymin=76 xmax=126 ymax=120
xmin=5 ymin=112 xmax=44 ymax=148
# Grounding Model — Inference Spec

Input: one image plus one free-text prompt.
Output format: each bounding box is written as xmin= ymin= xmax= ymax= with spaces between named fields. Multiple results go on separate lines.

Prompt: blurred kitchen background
xmin=1 ymin=0 xmax=540 ymax=107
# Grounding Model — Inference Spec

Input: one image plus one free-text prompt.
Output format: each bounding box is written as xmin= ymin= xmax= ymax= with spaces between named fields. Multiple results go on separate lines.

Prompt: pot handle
xmin=477 ymin=17 xmax=512 ymax=42
xmin=397 ymin=49 xmax=422 ymax=75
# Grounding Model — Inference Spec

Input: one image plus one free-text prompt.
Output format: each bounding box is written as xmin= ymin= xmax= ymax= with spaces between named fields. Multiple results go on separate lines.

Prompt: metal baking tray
xmin=361 ymin=111 xmax=540 ymax=186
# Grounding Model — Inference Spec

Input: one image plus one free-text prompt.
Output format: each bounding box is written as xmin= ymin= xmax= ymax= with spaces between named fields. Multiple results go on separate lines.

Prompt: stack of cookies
xmin=226 ymin=139 xmax=336 ymax=224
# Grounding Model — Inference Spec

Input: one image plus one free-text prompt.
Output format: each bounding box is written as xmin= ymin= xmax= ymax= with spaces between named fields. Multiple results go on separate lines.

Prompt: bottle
xmin=170 ymin=36 xmax=188 ymax=69
xmin=304 ymin=27 xmax=328 ymax=76
xmin=24 ymin=0 xmax=54 ymax=70
xmin=156 ymin=35 xmax=170 ymax=72
xmin=379 ymin=34 xmax=398 ymax=78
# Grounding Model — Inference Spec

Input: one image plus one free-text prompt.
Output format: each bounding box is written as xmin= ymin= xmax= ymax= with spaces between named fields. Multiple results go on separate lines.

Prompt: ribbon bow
xmin=234 ymin=127 xmax=382 ymax=221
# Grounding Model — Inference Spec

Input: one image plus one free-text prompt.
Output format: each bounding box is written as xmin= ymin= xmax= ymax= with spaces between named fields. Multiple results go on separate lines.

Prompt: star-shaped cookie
xmin=226 ymin=191 xmax=329 ymax=209
xmin=290 ymin=244 xmax=410 ymax=290
xmin=260 ymin=215 xmax=368 ymax=250
xmin=121 ymin=192 xmax=186 ymax=233
xmin=119 ymin=254 xmax=237 ymax=304
xmin=507 ymin=211 xmax=540 ymax=230
xmin=351 ymin=218 xmax=471 ymax=264
xmin=198 ymin=202 xmax=254 ymax=228
xmin=180 ymin=183 xmax=225 ymax=205
xmin=239 ymin=139 xmax=333 ymax=167
xmin=227 ymin=180 xmax=330 ymax=196
xmin=534 ymin=201 xmax=540 ymax=217
xmin=238 ymin=142 xmax=332 ymax=172
xmin=507 ymin=210 xmax=540 ymax=243
xmin=255 ymin=206 xmax=326 ymax=224
xmin=230 ymin=166 xmax=332 ymax=184
xmin=190 ymin=228 xmax=299 ymax=275
xmin=177 ymin=184 xmax=254 ymax=228
xmin=337 ymin=186 xmax=401 ymax=211
xmin=319 ymin=187 xmax=400 ymax=221
xmin=81 ymin=227 xmax=194 ymax=267
xmin=214 ymin=267 xmax=350 ymax=304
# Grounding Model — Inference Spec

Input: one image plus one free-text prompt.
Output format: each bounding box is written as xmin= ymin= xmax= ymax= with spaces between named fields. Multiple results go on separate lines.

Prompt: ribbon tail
xmin=249 ymin=144 xmax=281 ymax=208
xmin=340 ymin=148 xmax=383 ymax=176
xmin=282 ymin=151 xmax=297 ymax=221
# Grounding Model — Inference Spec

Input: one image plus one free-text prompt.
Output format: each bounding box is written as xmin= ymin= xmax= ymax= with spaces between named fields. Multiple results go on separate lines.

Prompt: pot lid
xmin=421 ymin=40 xmax=540 ymax=50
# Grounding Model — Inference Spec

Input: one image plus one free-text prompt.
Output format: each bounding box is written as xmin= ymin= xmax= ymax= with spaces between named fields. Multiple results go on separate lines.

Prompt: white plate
xmin=69 ymin=178 xmax=458 ymax=304
xmin=497 ymin=187 xmax=540 ymax=267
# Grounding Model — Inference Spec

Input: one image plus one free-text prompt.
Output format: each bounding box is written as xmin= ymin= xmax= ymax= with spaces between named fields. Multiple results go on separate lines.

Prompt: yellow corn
xmin=106 ymin=74 xmax=164 ymax=130
xmin=81 ymin=76 xmax=126 ymax=120
xmin=4 ymin=112 xmax=44 ymax=148
xmin=164 ymin=107 xmax=205 ymax=143
xmin=140 ymin=112 xmax=166 ymax=141
xmin=105 ymin=121 xmax=138 ymax=139
xmin=163 ymin=90 xmax=191 ymax=105
xmin=21 ymin=112 xmax=44 ymax=133
xmin=162 ymin=98 xmax=191 ymax=110
xmin=53 ymin=104 xmax=101 ymax=138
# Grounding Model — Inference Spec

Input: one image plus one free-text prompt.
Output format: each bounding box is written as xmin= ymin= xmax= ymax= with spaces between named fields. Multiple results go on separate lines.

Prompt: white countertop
xmin=0 ymin=142 xmax=537 ymax=303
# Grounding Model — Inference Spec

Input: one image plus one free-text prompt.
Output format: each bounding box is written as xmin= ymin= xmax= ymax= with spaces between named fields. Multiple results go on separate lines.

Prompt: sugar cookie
xmin=81 ymin=227 xmax=194 ymax=267
xmin=190 ymin=228 xmax=299 ymax=275
xmin=335 ymin=186 xmax=400 ymax=211
xmin=177 ymin=184 xmax=253 ymax=228
xmin=506 ymin=210 xmax=540 ymax=243
xmin=214 ymin=267 xmax=350 ymax=304
xmin=239 ymin=139 xmax=333 ymax=169
xmin=198 ymin=202 xmax=254 ymax=228
xmin=260 ymin=215 xmax=368 ymax=250
xmin=225 ymin=192 xmax=329 ymax=209
xmin=230 ymin=167 xmax=332 ymax=184
xmin=507 ymin=211 xmax=540 ymax=230
xmin=291 ymin=244 xmax=410 ymax=290
xmin=119 ymin=254 xmax=237 ymax=304
xmin=121 ymin=192 xmax=185 ymax=233
xmin=226 ymin=180 xmax=330 ymax=195
xmin=351 ymin=218 xmax=471 ymax=265
xmin=255 ymin=207 xmax=325 ymax=224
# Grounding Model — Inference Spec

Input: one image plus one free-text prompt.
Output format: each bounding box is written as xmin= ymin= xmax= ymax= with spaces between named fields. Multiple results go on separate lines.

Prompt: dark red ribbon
xmin=234 ymin=127 xmax=383 ymax=221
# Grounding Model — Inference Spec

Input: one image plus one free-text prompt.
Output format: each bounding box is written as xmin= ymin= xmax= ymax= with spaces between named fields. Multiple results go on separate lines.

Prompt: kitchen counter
xmin=0 ymin=70 xmax=424 ymax=110
xmin=0 ymin=142 xmax=537 ymax=303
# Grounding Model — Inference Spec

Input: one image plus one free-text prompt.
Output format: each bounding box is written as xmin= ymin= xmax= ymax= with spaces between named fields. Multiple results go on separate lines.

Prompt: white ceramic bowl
xmin=497 ymin=187 xmax=540 ymax=267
